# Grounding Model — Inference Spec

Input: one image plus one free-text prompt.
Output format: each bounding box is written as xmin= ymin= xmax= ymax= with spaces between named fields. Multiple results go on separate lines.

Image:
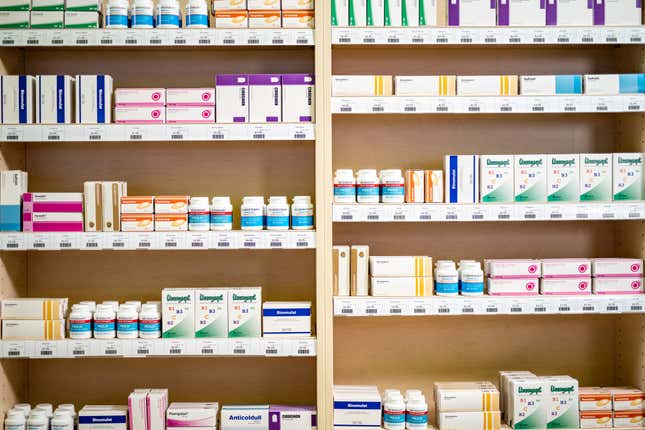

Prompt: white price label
xmin=386 ymin=29 xmax=402 ymax=44
xmin=147 ymin=30 xmax=165 ymax=45
xmin=574 ymin=205 xmax=591 ymax=220
xmin=363 ymin=301 xmax=383 ymax=316
xmin=267 ymin=232 xmax=288 ymax=249
xmin=507 ymin=300 xmax=526 ymax=314
xmin=465 ymin=98 xmax=484 ymax=113
xmin=35 ymin=341 xmax=59 ymax=358
xmin=231 ymin=340 xmax=251 ymax=355
xmin=365 ymin=205 xmax=386 ymax=222
xmin=44 ymin=126 xmax=64 ymax=141
xmin=603 ymin=299 xmax=621 ymax=313
xmin=458 ymin=300 xmax=479 ymax=315
xmin=291 ymin=125 xmax=310 ymax=140
xmin=101 ymin=340 xmax=121 ymax=356
xmin=161 ymin=232 xmax=184 ymax=249
xmin=69 ymin=340 xmax=91 ymax=358
xmin=293 ymin=340 xmax=315 ymax=356
xmin=3 ymin=341 xmax=28 ymax=358
xmin=196 ymin=340 xmax=221 ymax=355
xmin=444 ymin=205 xmax=460 ymax=221
xmin=209 ymin=126 xmax=228 ymax=140
xmin=625 ymin=95 xmax=644 ymax=112
xmin=458 ymin=29 xmax=474 ymax=44
xmin=530 ymin=298 xmax=551 ymax=314
xmin=335 ymin=299 xmax=356 ymax=316
xmin=517 ymin=205 xmax=544 ymax=220
xmin=556 ymin=29 xmax=572 ymax=43
xmin=507 ymin=30 xmax=522 ymax=44
xmin=28 ymin=233 xmax=53 ymax=250
xmin=388 ymin=301 xmax=405 ymax=316
xmin=2 ymin=126 xmax=24 ymax=141
xmin=54 ymin=233 xmax=78 ymax=250
xmin=2 ymin=233 xmax=25 ymax=250
xmin=49 ymin=31 xmax=64 ymax=46
xmin=409 ymin=30 xmax=425 ymax=44
xmin=164 ymin=340 xmax=187 ymax=355
xmin=169 ymin=126 xmax=188 ymax=141
xmin=187 ymin=232 xmax=209 ymax=249
xmin=99 ymin=32 xmax=115 ymax=45
xmin=626 ymin=297 xmax=645 ymax=313
xmin=131 ymin=339 xmax=155 ymax=356
xmin=410 ymin=300 xmax=431 ymax=315
xmin=435 ymin=301 xmax=453 ymax=315
xmin=251 ymin=125 xmax=269 ymax=140
xmin=335 ymin=205 xmax=360 ymax=221
xmin=416 ymin=205 xmax=438 ymax=221
xmin=434 ymin=30 xmax=450 ymax=44
xmin=132 ymin=233 xmax=155 ymax=250
xmin=85 ymin=126 xmax=105 ymax=142
xmin=484 ymin=301 xmax=501 ymax=314
xmin=124 ymin=30 xmax=139 ymax=45
xmin=246 ymin=31 xmax=261 ymax=45
xmin=580 ymin=299 xmax=599 ymax=313
xmin=556 ymin=298 xmax=574 ymax=314
xmin=80 ymin=233 xmax=103 ymax=250
xmin=213 ymin=232 xmax=235 ymax=249
xmin=127 ymin=126 xmax=147 ymax=141
xmin=1 ymin=31 xmax=18 ymax=46
xmin=531 ymin=29 xmax=546 ymax=43
xmin=108 ymin=233 xmax=129 ymax=250
xmin=221 ymin=31 xmax=239 ymax=45
xmin=241 ymin=232 xmax=263 ymax=249
xmin=390 ymin=206 xmax=409 ymax=221
xmin=263 ymin=340 xmax=285 ymax=356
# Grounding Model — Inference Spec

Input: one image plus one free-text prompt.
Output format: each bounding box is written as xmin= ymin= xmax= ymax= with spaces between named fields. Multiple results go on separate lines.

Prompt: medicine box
xmin=592 ymin=258 xmax=643 ymax=277
xmin=613 ymin=153 xmax=642 ymax=201
xmin=154 ymin=214 xmax=188 ymax=231
xmin=332 ymin=75 xmax=393 ymax=97
xmin=541 ymin=258 xmax=591 ymax=278
xmin=282 ymin=10 xmax=315 ymax=28
xmin=448 ymin=0 xmax=497 ymax=25
xmin=369 ymin=256 xmax=433 ymax=277
xmin=102 ymin=181 xmax=127 ymax=232
xmin=514 ymin=154 xmax=547 ymax=203
xmin=333 ymin=386 xmax=382 ymax=429
xmin=115 ymin=88 xmax=165 ymax=106
xmin=480 ymin=155 xmax=514 ymax=203
xmin=370 ymin=276 xmax=434 ymax=297
xmin=121 ymin=196 xmax=154 ymax=214
xmin=228 ymin=287 xmax=261 ymax=338
xmin=282 ymin=74 xmax=315 ymax=123
xmin=65 ymin=0 xmax=101 ymax=12
xmin=166 ymin=107 xmax=215 ymax=124
xmin=509 ymin=378 xmax=547 ymax=429
xmin=547 ymin=154 xmax=579 ymax=202
xmin=36 ymin=75 xmax=75 ymax=124
xmin=554 ymin=0 xmax=592 ymax=25
xmin=166 ymin=88 xmax=215 ymax=107
xmin=84 ymin=181 xmax=102 ymax=232
xmin=64 ymin=11 xmax=99 ymax=28
xmin=612 ymin=410 xmax=644 ymax=428
xmin=1 ymin=319 xmax=65 ymax=340
xmin=541 ymin=277 xmax=591 ymax=294
xmin=262 ymin=301 xmax=311 ymax=337
xmin=120 ymin=214 xmax=154 ymax=232
xmin=348 ymin=0 xmax=366 ymax=26
xmin=420 ymin=0 xmax=443 ymax=25
xmin=611 ymin=388 xmax=645 ymax=411
xmin=162 ymin=289 xmax=195 ymax=338
xmin=0 ymin=1 xmax=30 ymax=10
xmin=220 ymin=405 xmax=268 ymax=430
xmin=593 ymin=277 xmax=644 ymax=294
xmin=216 ymin=74 xmax=249 ymax=123
xmin=75 ymin=75 xmax=113 ymax=124
xmin=1 ymin=171 xmax=28 ymax=231
xmin=166 ymin=403 xmax=219 ymax=428
xmin=486 ymin=259 xmax=541 ymax=278
xmin=332 ymin=0 xmax=349 ymax=26
xmin=114 ymin=106 xmax=165 ymax=123
xmin=0 ymin=298 xmax=67 ymax=320
xmin=147 ymin=389 xmax=168 ymax=430
xmin=128 ymin=390 xmax=148 ymax=430
xmin=282 ymin=0 xmax=314 ymax=8
xmin=584 ymin=74 xmax=645 ymax=95
xmin=22 ymin=212 xmax=84 ymax=232
xmin=212 ymin=0 xmax=247 ymax=9
xmin=30 ymin=11 xmax=64 ymax=28
xmin=350 ymin=245 xmax=369 ymax=296
xmin=519 ymin=75 xmax=583 ymax=95
xmin=247 ymin=0 xmax=280 ymax=8
xmin=426 ymin=170 xmax=444 ymax=203
xmin=434 ymin=382 xmax=500 ymax=412
xmin=155 ymin=196 xmax=189 ymax=214
xmin=579 ymin=387 xmax=612 ymax=411
xmin=214 ymin=10 xmax=249 ymax=28
xmin=1 ymin=75 xmax=35 ymax=124
xmin=579 ymin=411 xmax=612 ymax=428
xmin=249 ymin=10 xmax=281 ymax=28
xmin=79 ymin=406 xmax=128 ymax=430
xmin=395 ymin=76 xmax=457 ymax=96
xmin=22 ymin=192 xmax=83 ymax=213
xmin=543 ymin=376 xmax=579 ymax=429
xmin=0 ymin=11 xmax=30 ymax=28
xmin=457 ymin=76 xmax=518 ymax=96
xmin=268 ymin=405 xmax=317 ymax=430
xmin=195 ymin=288 xmax=228 ymax=338
xmin=487 ymin=278 xmax=539 ymax=295
xmin=366 ymin=0 xmax=384 ymax=26
xmin=580 ymin=154 xmax=612 ymax=201
xmin=593 ymin=0 xmax=642 ymax=25
xmin=249 ymin=74 xmax=282 ymax=123
xmin=444 ymin=155 xmax=480 ymax=203
xmin=497 ymin=0 xmax=546 ymax=26
xmin=333 ymin=245 xmax=350 ymax=296
xmin=32 ymin=0 xmax=63 ymax=10
xmin=438 ymin=412 xmax=501 ymax=430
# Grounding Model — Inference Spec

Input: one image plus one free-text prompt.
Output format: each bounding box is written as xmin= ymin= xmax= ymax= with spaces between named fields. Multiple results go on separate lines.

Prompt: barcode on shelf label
xmin=558 ymin=305 xmax=571 ymax=312
xmin=510 ymin=306 xmax=522 ymax=313
xmin=576 ymin=212 xmax=589 ymax=219
xmin=169 ymin=348 xmax=182 ymax=354
xmin=499 ymin=104 xmax=513 ymax=112
xmin=130 ymin=133 xmax=142 ymax=140
xmin=387 ymin=37 xmax=400 ymax=43
xmin=51 ymin=38 xmax=63 ymax=45
xmin=534 ymin=305 xmax=547 ymax=313
xmin=164 ymin=240 xmax=177 ymax=248
xmin=462 ymin=306 xmax=475 ymax=314
xmin=217 ymin=241 xmax=230 ymax=248
xmin=2 ymin=38 xmax=15 ymax=45
xmin=484 ymin=36 xmax=496 ymax=43
xmin=437 ymin=306 xmax=450 ymax=314
xmin=174 ymin=38 xmax=187 ymax=45
xmin=550 ymin=212 xmax=562 ymax=219
xmin=104 ymin=347 xmax=118 ymax=355
xmin=138 ymin=240 xmax=151 ymax=249
xmin=509 ymin=37 xmax=521 ymax=43
xmin=244 ymin=241 xmax=256 ymax=248
xmin=472 ymin=212 xmax=484 ymax=220
xmin=605 ymin=303 xmax=620 ymax=312
xmin=372 ymin=104 xmax=385 ymax=112
xmin=467 ymin=104 xmax=481 ymax=112
xmin=365 ymin=306 xmax=379 ymax=315
xmin=125 ymin=38 xmax=138 ymax=45
xmin=630 ymin=303 xmax=643 ymax=312
xmin=338 ymin=37 xmax=351 ymax=43
xmin=498 ymin=213 xmax=511 ymax=220
xmin=171 ymin=134 xmax=184 ymax=140
xmin=137 ymin=348 xmax=149 ymax=355
xmin=341 ymin=306 xmax=354 ymax=314
xmin=265 ymin=348 xmax=279 ymax=355
xmin=272 ymin=37 xmax=284 ymax=44
xmin=445 ymin=212 xmax=458 ymax=220
xmin=486 ymin=305 xmax=499 ymax=313
xmin=293 ymin=132 xmax=307 ymax=139
xmin=404 ymin=104 xmax=417 ymax=112
xmin=296 ymin=38 xmax=309 ymax=44
xmin=581 ymin=36 xmax=594 ymax=43
xmin=201 ymin=348 xmax=214 ymax=354
xmin=295 ymin=240 xmax=309 ymax=248
xmin=460 ymin=37 xmax=472 ymax=43
xmin=40 ymin=349 xmax=53 ymax=356
xmin=531 ymin=104 xmax=545 ymax=112
xmin=389 ymin=307 xmax=402 ymax=314
xmin=297 ymin=348 xmax=310 ymax=355
xmin=413 ymin=306 xmax=427 ymax=314
xmin=533 ymin=37 xmax=545 ymax=43
xmin=582 ymin=304 xmax=596 ymax=312
xmin=101 ymin=37 xmax=113 ymax=44
xmin=563 ymin=104 xmax=576 ymax=112
xmin=605 ymin=36 xmax=618 ymax=43
xmin=253 ymin=133 xmax=266 ymax=139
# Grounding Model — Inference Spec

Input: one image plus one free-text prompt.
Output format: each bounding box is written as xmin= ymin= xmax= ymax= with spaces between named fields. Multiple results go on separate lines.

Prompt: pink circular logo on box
xmin=152 ymin=92 xmax=162 ymax=101
xmin=201 ymin=110 xmax=211 ymax=119
xmin=578 ymin=264 xmax=588 ymax=274
xmin=526 ymin=282 xmax=536 ymax=291
xmin=202 ymin=93 xmax=211 ymax=101
xmin=578 ymin=281 xmax=588 ymax=291
xmin=631 ymin=280 xmax=641 ymax=289
xmin=528 ymin=265 xmax=538 ymax=274
xmin=631 ymin=263 xmax=640 ymax=272
xmin=151 ymin=110 xmax=161 ymax=119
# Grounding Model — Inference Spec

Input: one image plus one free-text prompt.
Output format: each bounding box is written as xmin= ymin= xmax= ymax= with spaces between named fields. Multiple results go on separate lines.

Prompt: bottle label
xmin=158 ymin=13 xmax=180 ymax=26
xmin=436 ymin=281 xmax=459 ymax=294
xmin=69 ymin=319 xmax=91 ymax=333
xmin=241 ymin=215 xmax=263 ymax=228
xmin=334 ymin=184 xmax=356 ymax=196
xmin=106 ymin=14 xmax=128 ymax=26
xmin=117 ymin=319 xmax=138 ymax=332
xmin=132 ymin=14 xmax=153 ymax=26
xmin=357 ymin=184 xmax=379 ymax=196
xmin=382 ymin=184 xmax=405 ymax=196
xmin=189 ymin=213 xmax=210 ymax=224
xmin=211 ymin=213 xmax=233 ymax=224
xmin=94 ymin=319 xmax=116 ymax=332
xmin=186 ymin=13 xmax=208 ymax=26
xmin=292 ymin=215 xmax=314 ymax=227
xmin=461 ymin=281 xmax=485 ymax=294
xmin=267 ymin=215 xmax=290 ymax=228
xmin=383 ymin=410 xmax=405 ymax=424
xmin=406 ymin=411 xmax=428 ymax=425
xmin=139 ymin=319 xmax=161 ymax=333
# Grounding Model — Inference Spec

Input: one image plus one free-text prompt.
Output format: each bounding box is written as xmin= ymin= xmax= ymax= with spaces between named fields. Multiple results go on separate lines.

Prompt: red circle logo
xmin=201 ymin=110 xmax=211 ymax=119
xmin=528 ymin=265 xmax=537 ymax=274
xmin=152 ymin=92 xmax=162 ymax=101
xmin=578 ymin=281 xmax=588 ymax=291
xmin=202 ymin=93 xmax=211 ymax=101
xmin=526 ymin=282 xmax=536 ymax=291
xmin=151 ymin=110 xmax=161 ymax=119
xmin=631 ymin=280 xmax=641 ymax=289
xmin=631 ymin=263 xmax=640 ymax=272
xmin=578 ymin=264 xmax=588 ymax=273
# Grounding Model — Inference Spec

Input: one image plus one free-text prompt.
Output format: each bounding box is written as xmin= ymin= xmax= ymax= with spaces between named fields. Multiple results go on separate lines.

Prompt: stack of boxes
xmin=540 ymin=258 xmax=592 ymax=295
xmin=332 ymin=385 xmax=382 ymax=430
xmin=369 ymin=255 xmax=434 ymax=296
xmin=119 ymin=196 xmax=189 ymax=232
xmin=153 ymin=196 xmax=188 ymax=232
xmin=0 ymin=0 xmax=100 ymax=29
xmin=435 ymin=382 xmax=501 ymax=430
xmin=0 ymin=298 xmax=67 ymax=340
xmin=166 ymin=403 xmax=218 ymax=430
xmin=166 ymin=88 xmax=216 ymax=124
xmin=0 ymin=171 xmax=28 ymax=232
xmin=592 ymin=258 xmax=644 ymax=294
xmin=79 ymin=406 xmax=128 ymax=430
xmin=332 ymin=244 xmax=369 ymax=296
xmin=128 ymin=389 xmax=168 ymax=430
xmin=22 ymin=192 xmax=84 ymax=232
xmin=83 ymin=181 xmax=128 ymax=232
xmin=213 ymin=0 xmax=314 ymax=29
xmin=114 ymin=88 xmax=167 ymax=124
xmin=485 ymin=259 xmax=541 ymax=296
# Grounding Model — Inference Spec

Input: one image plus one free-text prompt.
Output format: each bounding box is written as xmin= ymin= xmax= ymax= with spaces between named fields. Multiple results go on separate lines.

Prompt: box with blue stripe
xmin=520 ymin=75 xmax=582 ymax=95
xmin=333 ymin=385 xmax=382 ymax=429
xmin=262 ymin=301 xmax=311 ymax=337
xmin=444 ymin=155 xmax=480 ymax=203
xmin=36 ymin=75 xmax=74 ymax=124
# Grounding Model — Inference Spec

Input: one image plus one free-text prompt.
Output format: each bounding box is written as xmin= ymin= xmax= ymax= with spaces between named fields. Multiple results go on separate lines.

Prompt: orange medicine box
xmin=579 ymin=387 xmax=612 ymax=411
xmin=249 ymin=10 xmax=281 ymax=28
xmin=281 ymin=10 xmax=314 ymax=28
xmin=215 ymin=10 xmax=248 ymax=28
xmin=579 ymin=411 xmax=612 ymax=428
xmin=613 ymin=410 xmax=644 ymax=427
xmin=121 ymin=196 xmax=154 ymax=214
xmin=612 ymin=388 xmax=645 ymax=411
xmin=121 ymin=214 xmax=154 ymax=232
xmin=154 ymin=214 xmax=188 ymax=231
xmin=155 ymin=196 xmax=189 ymax=214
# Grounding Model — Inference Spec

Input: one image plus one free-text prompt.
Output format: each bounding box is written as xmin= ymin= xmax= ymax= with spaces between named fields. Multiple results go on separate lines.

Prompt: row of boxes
xmin=0 ymin=10 xmax=99 ymax=28
xmin=211 ymin=9 xmax=313 ymax=28
xmin=435 ymin=382 xmax=501 ymax=430
xmin=580 ymin=387 xmax=645 ymax=428
xmin=332 ymin=74 xmax=645 ymax=97
xmin=332 ymin=0 xmax=640 ymax=27
xmin=213 ymin=0 xmax=313 ymax=10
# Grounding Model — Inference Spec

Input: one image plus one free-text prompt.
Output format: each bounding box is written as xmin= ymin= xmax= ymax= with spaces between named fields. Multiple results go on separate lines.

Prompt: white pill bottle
xmin=105 ymin=0 xmax=130 ymax=28
xmin=356 ymin=169 xmax=380 ymax=203
xmin=185 ymin=0 xmax=209 ymax=28
xmin=5 ymin=411 xmax=26 ymax=430
xmin=380 ymin=169 xmax=405 ymax=203
xmin=93 ymin=304 xmax=116 ymax=339
xmin=210 ymin=196 xmax=233 ymax=231
xmin=334 ymin=169 xmax=356 ymax=203
xmin=460 ymin=261 xmax=484 ymax=296
xmin=406 ymin=396 xmax=428 ymax=430
xmin=156 ymin=0 xmax=182 ymax=28
xmin=240 ymin=196 xmax=265 ymax=231
xmin=116 ymin=304 xmax=139 ymax=339
xmin=266 ymin=196 xmax=290 ymax=231
xmin=383 ymin=393 xmax=406 ymax=430
xmin=291 ymin=195 xmax=314 ymax=230
xmin=68 ymin=304 xmax=92 ymax=339
xmin=435 ymin=260 xmax=459 ymax=296
xmin=138 ymin=303 xmax=161 ymax=339
xmin=131 ymin=0 xmax=155 ymax=28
